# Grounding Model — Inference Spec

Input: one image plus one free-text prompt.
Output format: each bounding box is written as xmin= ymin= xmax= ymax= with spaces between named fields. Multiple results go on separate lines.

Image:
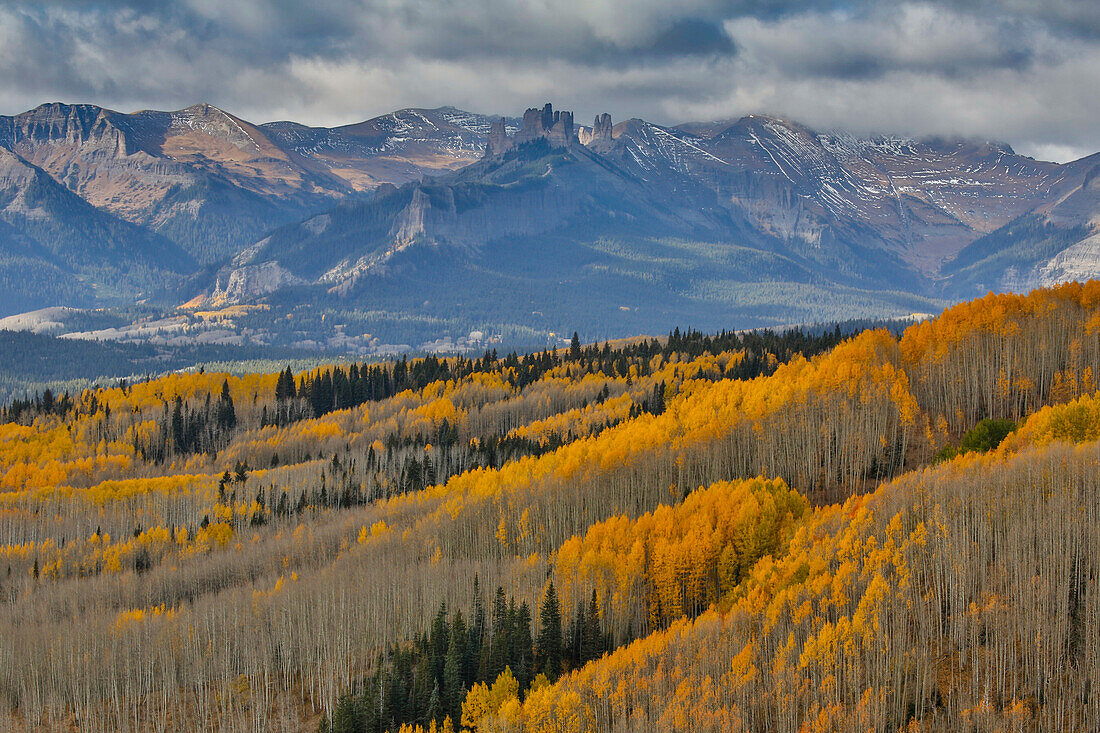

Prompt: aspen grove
xmin=1 ymin=284 xmax=1099 ymax=731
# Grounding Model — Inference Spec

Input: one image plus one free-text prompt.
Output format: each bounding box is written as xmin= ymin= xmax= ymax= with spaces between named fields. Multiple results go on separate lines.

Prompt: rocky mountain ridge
xmin=1 ymin=99 xmax=1098 ymax=336
xmin=0 ymin=102 xmax=516 ymax=266
xmin=216 ymin=104 xmax=1100 ymax=304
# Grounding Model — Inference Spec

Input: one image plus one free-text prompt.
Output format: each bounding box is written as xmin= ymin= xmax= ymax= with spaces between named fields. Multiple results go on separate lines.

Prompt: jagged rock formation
xmin=486 ymin=103 xmax=577 ymax=156
xmin=216 ymin=101 xmax=1100 ymax=332
xmin=210 ymin=262 xmax=303 ymax=305
xmin=485 ymin=119 xmax=512 ymax=157
xmin=580 ymin=113 xmax=614 ymax=150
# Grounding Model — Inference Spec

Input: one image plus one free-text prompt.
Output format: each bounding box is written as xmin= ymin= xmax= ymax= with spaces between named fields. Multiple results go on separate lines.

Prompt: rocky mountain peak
xmin=485 ymin=103 xmax=578 ymax=157
xmin=0 ymin=102 xmax=128 ymax=154
xmin=179 ymin=102 xmax=225 ymax=117
xmin=168 ymin=102 xmax=266 ymax=152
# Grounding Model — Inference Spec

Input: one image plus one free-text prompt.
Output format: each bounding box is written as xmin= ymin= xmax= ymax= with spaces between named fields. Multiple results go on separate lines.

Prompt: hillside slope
xmin=939 ymin=154 xmax=1100 ymax=297
xmin=2 ymin=284 xmax=1100 ymax=731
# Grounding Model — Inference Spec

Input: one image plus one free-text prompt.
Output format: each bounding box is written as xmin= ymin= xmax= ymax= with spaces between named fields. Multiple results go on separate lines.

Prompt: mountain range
xmin=0 ymin=99 xmax=1098 ymax=349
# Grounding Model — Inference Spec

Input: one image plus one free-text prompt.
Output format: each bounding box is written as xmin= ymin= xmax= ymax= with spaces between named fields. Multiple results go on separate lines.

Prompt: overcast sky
xmin=1 ymin=0 xmax=1098 ymax=161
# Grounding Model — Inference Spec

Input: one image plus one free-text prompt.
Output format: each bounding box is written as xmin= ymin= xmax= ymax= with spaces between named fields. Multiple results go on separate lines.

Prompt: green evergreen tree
xmin=411 ymin=653 xmax=434 ymax=724
xmin=536 ymin=581 xmax=563 ymax=678
xmin=442 ymin=616 xmax=465 ymax=720
xmin=568 ymin=600 xmax=586 ymax=668
xmin=582 ymin=589 xmax=603 ymax=663
xmin=171 ymin=396 xmax=185 ymax=452
xmin=468 ymin=576 xmax=487 ymax=685
xmin=449 ymin=610 xmax=469 ymax=685
xmin=216 ymin=379 xmax=236 ymax=430
xmin=514 ymin=601 xmax=534 ymax=689
xmin=426 ymin=682 xmax=441 ymax=725
xmin=488 ymin=586 xmax=508 ymax=680
xmin=331 ymin=691 xmax=360 ymax=733
xmin=275 ymin=366 xmax=296 ymax=400
xmin=429 ymin=602 xmax=449 ymax=685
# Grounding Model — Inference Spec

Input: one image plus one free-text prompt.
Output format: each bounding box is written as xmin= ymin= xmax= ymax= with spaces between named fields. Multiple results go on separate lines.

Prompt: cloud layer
xmin=1 ymin=0 xmax=1097 ymax=161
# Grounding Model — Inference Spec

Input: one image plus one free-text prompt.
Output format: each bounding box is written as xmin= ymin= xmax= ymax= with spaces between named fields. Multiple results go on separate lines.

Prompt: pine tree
xmin=468 ymin=577 xmax=486 ymax=687
xmin=651 ymin=381 xmax=666 ymax=415
xmin=488 ymin=586 xmax=508 ymax=680
xmin=536 ymin=581 xmax=563 ymax=678
xmin=171 ymin=396 xmax=185 ymax=452
xmin=582 ymin=589 xmax=602 ymax=663
xmin=275 ymin=366 xmax=297 ymax=401
xmin=514 ymin=601 xmax=534 ymax=689
xmin=331 ymin=692 xmax=360 ymax=733
xmin=442 ymin=613 xmax=465 ymax=720
xmin=216 ymin=379 xmax=236 ymax=431
xmin=426 ymin=683 xmax=441 ymax=725
xmin=411 ymin=655 xmax=434 ymax=724
xmin=430 ymin=602 xmax=449 ymax=685
xmin=568 ymin=600 xmax=586 ymax=668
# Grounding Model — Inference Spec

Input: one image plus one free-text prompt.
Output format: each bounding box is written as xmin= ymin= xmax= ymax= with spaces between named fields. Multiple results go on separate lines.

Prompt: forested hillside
xmin=0 ymin=329 xmax=323 ymax=405
xmin=1 ymin=284 xmax=1098 ymax=731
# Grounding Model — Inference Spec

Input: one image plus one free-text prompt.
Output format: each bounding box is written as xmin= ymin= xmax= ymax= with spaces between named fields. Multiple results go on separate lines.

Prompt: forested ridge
xmin=1 ymin=284 xmax=1099 ymax=731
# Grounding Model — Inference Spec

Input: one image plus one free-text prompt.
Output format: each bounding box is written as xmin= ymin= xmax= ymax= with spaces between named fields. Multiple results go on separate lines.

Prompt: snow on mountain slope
xmin=3 ymin=98 xmax=1100 ymax=324
xmin=625 ymin=114 xmax=1078 ymax=273
xmin=262 ymin=108 xmax=520 ymax=191
xmin=603 ymin=118 xmax=729 ymax=178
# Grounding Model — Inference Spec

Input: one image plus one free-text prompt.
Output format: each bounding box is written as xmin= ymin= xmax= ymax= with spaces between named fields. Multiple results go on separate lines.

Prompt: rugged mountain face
xmin=0 ymin=102 xmax=342 ymax=262
xmin=601 ymin=113 xmax=1100 ymax=295
xmin=204 ymin=105 xmax=928 ymax=335
xmin=194 ymin=102 xmax=1100 ymax=339
xmin=231 ymin=132 xmax=735 ymax=287
xmin=937 ymin=154 xmax=1100 ymax=297
xmin=0 ymin=103 xmax=514 ymax=264
xmin=262 ymin=107 xmax=518 ymax=191
xmin=0 ymin=146 xmax=194 ymax=315
xmin=642 ymin=115 xmax=1078 ymax=275
xmin=2 ymin=97 xmax=1098 ymax=339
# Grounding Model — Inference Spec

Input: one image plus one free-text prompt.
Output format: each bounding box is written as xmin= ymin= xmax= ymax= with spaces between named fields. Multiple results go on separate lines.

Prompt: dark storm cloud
xmin=0 ymin=0 xmax=1097 ymax=161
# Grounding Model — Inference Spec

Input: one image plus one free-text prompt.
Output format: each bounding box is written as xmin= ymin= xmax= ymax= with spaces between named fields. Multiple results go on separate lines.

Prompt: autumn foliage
xmin=1 ymin=285 xmax=1100 ymax=731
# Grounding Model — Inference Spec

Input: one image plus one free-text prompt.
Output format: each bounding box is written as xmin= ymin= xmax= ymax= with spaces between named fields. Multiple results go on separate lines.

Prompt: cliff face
xmin=0 ymin=102 xmax=342 ymax=262
xmin=486 ymin=119 xmax=512 ymax=157
xmin=224 ymin=106 xmax=733 ymax=301
xmin=590 ymin=113 xmax=614 ymax=147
